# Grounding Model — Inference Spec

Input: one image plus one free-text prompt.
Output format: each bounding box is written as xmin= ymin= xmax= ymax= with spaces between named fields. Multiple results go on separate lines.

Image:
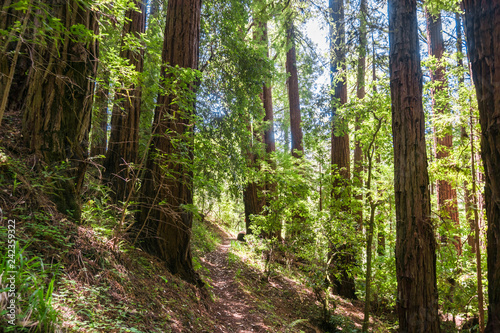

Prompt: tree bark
xmin=463 ymin=2 xmax=500 ymax=330
xmin=285 ymin=17 xmax=306 ymax=239
xmin=286 ymin=20 xmax=303 ymax=158
xmin=104 ymin=0 xmax=146 ymax=203
xmin=21 ymin=0 xmax=98 ymax=220
xmin=425 ymin=9 xmax=460 ymax=252
xmin=90 ymin=80 xmax=109 ymax=157
xmin=259 ymin=19 xmax=278 ymax=239
xmin=389 ymin=0 xmax=440 ymax=331
xmin=329 ymin=0 xmax=356 ymax=300
xmin=243 ymin=122 xmax=265 ymax=236
xmin=135 ymin=0 xmax=201 ymax=285
xmin=0 ymin=0 xmax=31 ymax=124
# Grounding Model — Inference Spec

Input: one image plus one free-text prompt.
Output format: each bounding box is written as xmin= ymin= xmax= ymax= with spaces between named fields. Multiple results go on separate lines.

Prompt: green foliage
xmin=191 ymin=218 xmax=221 ymax=257
xmin=0 ymin=242 xmax=60 ymax=332
xmin=424 ymin=0 xmax=462 ymax=15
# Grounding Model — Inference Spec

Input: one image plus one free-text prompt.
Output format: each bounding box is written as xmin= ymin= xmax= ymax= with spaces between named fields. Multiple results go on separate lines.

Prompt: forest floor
xmin=196 ymin=222 xmax=388 ymax=333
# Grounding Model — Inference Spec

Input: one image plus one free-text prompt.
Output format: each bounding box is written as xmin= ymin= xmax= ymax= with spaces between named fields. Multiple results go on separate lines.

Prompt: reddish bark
xmin=90 ymin=82 xmax=109 ymax=157
xmin=329 ymin=0 xmax=355 ymax=300
xmin=21 ymin=0 xmax=98 ymax=219
xmin=135 ymin=0 xmax=201 ymax=285
xmin=105 ymin=0 xmax=146 ymax=203
xmin=425 ymin=9 xmax=460 ymax=252
xmin=389 ymin=0 xmax=440 ymax=331
xmin=286 ymin=21 xmax=303 ymax=158
xmin=463 ymin=1 xmax=500 ymax=330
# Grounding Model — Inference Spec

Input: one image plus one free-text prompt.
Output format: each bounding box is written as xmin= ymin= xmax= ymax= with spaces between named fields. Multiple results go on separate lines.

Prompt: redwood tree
xmin=463 ymin=1 xmax=500 ymax=331
xmin=388 ymin=0 xmax=440 ymax=331
xmin=21 ymin=0 xmax=98 ymax=220
xmin=260 ymin=20 xmax=278 ymax=238
xmin=329 ymin=0 xmax=356 ymax=300
xmin=286 ymin=20 xmax=303 ymax=159
xmin=90 ymin=80 xmax=109 ymax=157
xmin=135 ymin=0 xmax=202 ymax=285
xmin=244 ymin=17 xmax=277 ymax=238
xmin=104 ymin=0 xmax=146 ymax=203
xmin=425 ymin=9 xmax=460 ymax=251
xmin=285 ymin=17 xmax=306 ymax=239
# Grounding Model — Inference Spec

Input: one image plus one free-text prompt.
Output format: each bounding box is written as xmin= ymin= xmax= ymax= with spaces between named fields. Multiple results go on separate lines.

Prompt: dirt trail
xmin=201 ymin=238 xmax=270 ymax=332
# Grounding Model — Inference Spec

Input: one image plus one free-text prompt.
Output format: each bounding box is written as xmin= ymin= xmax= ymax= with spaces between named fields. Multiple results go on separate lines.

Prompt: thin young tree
xmin=463 ymin=1 xmax=500 ymax=331
xmin=389 ymin=0 xmax=440 ymax=331
xmin=104 ymin=0 xmax=146 ymax=203
xmin=135 ymin=0 xmax=202 ymax=285
xmin=354 ymin=0 xmax=368 ymax=230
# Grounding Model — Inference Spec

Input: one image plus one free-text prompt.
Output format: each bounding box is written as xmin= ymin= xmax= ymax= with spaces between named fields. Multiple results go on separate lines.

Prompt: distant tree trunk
xmin=286 ymin=20 xmax=303 ymax=158
xmin=21 ymin=0 xmax=98 ymax=220
xmin=104 ymin=0 xmax=146 ymax=203
xmin=135 ymin=0 xmax=201 ymax=285
xmin=285 ymin=17 xmax=306 ymax=240
xmin=244 ymin=181 xmax=264 ymax=235
xmin=425 ymin=9 xmax=460 ymax=252
xmin=463 ymin=2 xmax=500 ymax=330
xmin=259 ymin=20 xmax=279 ymax=239
xmin=243 ymin=15 xmax=275 ymax=237
xmin=149 ymin=0 xmax=160 ymax=18
xmin=90 ymin=80 xmax=109 ymax=157
xmin=354 ymin=0 xmax=367 ymax=230
xmin=243 ymin=122 xmax=265 ymax=235
xmin=329 ymin=0 xmax=356 ymax=300
xmin=389 ymin=0 xmax=440 ymax=331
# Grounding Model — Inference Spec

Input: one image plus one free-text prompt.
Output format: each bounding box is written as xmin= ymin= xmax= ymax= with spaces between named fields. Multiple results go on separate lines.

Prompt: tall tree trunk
xmin=425 ymin=9 xmax=460 ymax=252
xmin=329 ymin=0 xmax=356 ymax=300
xmin=285 ymin=18 xmax=305 ymax=239
xmin=389 ymin=0 xmax=440 ymax=331
xmin=286 ymin=20 xmax=303 ymax=158
xmin=259 ymin=19 xmax=278 ymax=239
xmin=354 ymin=0 xmax=367 ymax=230
xmin=90 ymin=80 xmax=109 ymax=157
xmin=463 ymin=3 xmax=500 ymax=331
xmin=21 ymin=0 xmax=98 ymax=220
xmin=135 ymin=0 xmax=201 ymax=285
xmin=104 ymin=0 xmax=146 ymax=203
